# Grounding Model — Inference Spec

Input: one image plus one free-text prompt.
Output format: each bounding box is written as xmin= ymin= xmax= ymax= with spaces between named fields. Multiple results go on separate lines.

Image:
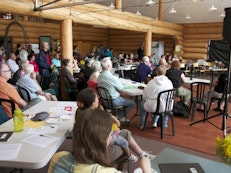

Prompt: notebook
xmin=159 ymin=163 xmax=205 ymax=173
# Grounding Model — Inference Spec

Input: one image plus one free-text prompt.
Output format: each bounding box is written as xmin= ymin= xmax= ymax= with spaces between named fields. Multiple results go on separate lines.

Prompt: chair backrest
xmin=17 ymin=85 xmax=31 ymax=102
xmin=97 ymin=87 xmax=114 ymax=109
xmin=190 ymin=82 xmax=210 ymax=103
xmin=155 ymin=88 xmax=177 ymax=114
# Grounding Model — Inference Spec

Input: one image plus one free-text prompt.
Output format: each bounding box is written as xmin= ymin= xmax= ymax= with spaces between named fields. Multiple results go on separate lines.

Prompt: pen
xmin=40 ymin=134 xmax=52 ymax=138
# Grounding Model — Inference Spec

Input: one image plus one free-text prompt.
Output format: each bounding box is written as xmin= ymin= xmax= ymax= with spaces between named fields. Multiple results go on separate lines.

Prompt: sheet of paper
xmin=22 ymin=135 xmax=58 ymax=148
xmin=49 ymin=107 xmax=74 ymax=118
xmin=27 ymin=125 xmax=58 ymax=134
xmin=0 ymin=143 xmax=22 ymax=160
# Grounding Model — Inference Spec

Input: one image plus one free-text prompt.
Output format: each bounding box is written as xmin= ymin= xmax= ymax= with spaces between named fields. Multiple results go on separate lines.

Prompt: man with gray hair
xmin=97 ymin=57 xmax=135 ymax=121
xmin=0 ymin=63 xmax=27 ymax=118
xmin=16 ymin=64 xmax=57 ymax=101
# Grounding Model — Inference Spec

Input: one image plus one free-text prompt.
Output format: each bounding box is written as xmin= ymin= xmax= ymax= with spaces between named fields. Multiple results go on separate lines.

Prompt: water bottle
xmin=13 ymin=108 xmax=24 ymax=132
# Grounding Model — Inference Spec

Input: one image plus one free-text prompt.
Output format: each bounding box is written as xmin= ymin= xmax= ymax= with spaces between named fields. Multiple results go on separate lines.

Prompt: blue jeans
xmin=139 ymin=100 xmax=168 ymax=127
xmin=112 ymin=96 xmax=135 ymax=118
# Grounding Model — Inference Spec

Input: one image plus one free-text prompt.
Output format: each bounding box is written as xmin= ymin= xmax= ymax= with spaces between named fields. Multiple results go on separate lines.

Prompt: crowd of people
xmin=3 ymin=41 xmax=224 ymax=172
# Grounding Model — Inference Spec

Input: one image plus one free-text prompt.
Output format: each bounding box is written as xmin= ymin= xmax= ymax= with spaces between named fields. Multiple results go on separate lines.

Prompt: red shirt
xmin=29 ymin=61 xmax=39 ymax=73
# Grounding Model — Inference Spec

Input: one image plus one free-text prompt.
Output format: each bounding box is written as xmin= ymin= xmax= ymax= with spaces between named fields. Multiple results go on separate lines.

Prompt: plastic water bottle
xmin=13 ymin=108 xmax=24 ymax=132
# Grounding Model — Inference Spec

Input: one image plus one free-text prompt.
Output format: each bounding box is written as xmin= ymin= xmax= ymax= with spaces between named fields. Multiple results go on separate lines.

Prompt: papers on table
xmin=0 ymin=143 xmax=22 ymax=160
xmin=22 ymin=134 xmax=58 ymax=148
xmin=49 ymin=106 xmax=74 ymax=118
xmin=27 ymin=125 xmax=58 ymax=134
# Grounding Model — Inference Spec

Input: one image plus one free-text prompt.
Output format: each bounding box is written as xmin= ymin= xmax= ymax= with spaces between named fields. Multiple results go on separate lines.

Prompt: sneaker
xmin=137 ymin=122 xmax=144 ymax=130
xmin=140 ymin=151 xmax=156 ymax=160
xmin=119 ymin=117 xmax=130 ymax=123
xmin=152 ymin=122 xmax=157 ymax=128
xmin=128 ymin=153 xmax=138 ymax=162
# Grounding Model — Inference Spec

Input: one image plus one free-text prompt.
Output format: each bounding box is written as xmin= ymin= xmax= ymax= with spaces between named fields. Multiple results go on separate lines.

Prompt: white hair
xmin=91 ymin=61 xmax=102 ymax=72
xmin=142 ymin=56 xmax=149 ymax=63
xmin=100 ymin=57 xmax=112 ymax=70
xmin=24 ymin=64 xmax=34 ymax=74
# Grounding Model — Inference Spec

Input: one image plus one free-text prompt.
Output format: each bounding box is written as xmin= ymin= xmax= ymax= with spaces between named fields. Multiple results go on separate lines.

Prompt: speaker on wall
xmin=223 ymin=7 xmax=231 ymax=41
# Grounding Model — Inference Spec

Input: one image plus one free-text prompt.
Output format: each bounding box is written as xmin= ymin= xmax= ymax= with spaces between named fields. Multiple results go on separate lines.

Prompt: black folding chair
xmin=97 ymin=87 xmax=129 ymax=126
xmin=142 ymin=88 xmax=177 ymax=139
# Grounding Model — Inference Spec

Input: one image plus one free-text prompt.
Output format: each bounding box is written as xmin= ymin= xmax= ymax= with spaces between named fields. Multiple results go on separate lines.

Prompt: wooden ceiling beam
xmin=0 ymin=0 xmax=183 ymax=36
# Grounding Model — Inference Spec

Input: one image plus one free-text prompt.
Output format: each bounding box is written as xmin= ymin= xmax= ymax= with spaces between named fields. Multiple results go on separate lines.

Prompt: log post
xmin=144 ymin=29 xmax=152 ymax=56
xmin=60 ymin=19 xmax=73 ymax=100
xmin=115 ymin=0 xmax=122 ymax=11
xmin=158 ymin=0 xmax=163 ymax=21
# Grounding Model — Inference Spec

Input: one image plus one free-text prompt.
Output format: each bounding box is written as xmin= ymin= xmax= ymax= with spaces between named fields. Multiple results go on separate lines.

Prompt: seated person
xmin=138 ymin=65 xmax=173 ymax=129
xmin=87 ymin=61 xmax=102 ymax=90
xmin=8 ymin=60 xmax=29 ymax=85
xmin=134 ymin=56 xmax=152 ymax=83
xmin=76 ymin=88 xmax=155 ymax=165
xmin=16 ymin=64 xmax=57 ymax=101
xmin=0 ymin=63 xmax=27 ymax=118
xmin=61 ymin=58 xmax=78 ymax=90
xmin=61 ymin=58 xmax=78 ymax=100
xmin=166 ymin=60 xmax=191 ymax=105
xmin=202 ymin=72 xmax=229 ymax=111
xmin=97 ymin=57 xmax=135 ymax=121
xmin=48 ymin=108 xmax=153 ymax=173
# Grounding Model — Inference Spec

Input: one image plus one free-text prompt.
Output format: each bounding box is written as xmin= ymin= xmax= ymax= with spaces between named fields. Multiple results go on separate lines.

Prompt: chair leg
xmin=203 ymin=103 xmax=207 ymax=123
xmin=142 ymin=113 xmax=149 ymax=131
xmin=207 ymin=98 xmax=213 ymax=116
xmin=161 ymin=114 xmax=164 ymax=139
xmin=191 ymin=103 xmax=196 ymax=121
xmin=170 ymin=113 xmax=175 ymax=136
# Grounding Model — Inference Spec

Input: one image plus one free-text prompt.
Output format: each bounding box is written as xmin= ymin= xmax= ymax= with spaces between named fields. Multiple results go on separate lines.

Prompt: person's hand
xmin=44 ymin=93 xmax=51 ymax=101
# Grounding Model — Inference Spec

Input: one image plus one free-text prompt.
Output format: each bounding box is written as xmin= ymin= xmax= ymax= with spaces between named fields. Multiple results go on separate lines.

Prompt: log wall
xmin=0 ymin=19 xmax=108 ymax=57
xmin=181 ymin=22 xmax=223 ymax=61
xmin=108 ymin=29 xmax=175 ymax=57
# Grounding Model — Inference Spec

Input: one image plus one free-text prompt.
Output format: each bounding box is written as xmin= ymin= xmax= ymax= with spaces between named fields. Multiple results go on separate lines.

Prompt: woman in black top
xmin=166 ymin=60 xmax=191 ymax=105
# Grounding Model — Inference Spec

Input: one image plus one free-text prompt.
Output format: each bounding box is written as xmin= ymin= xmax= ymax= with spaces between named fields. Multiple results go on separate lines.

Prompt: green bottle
xmin=13 ymin=108 xmax=24 ymax=132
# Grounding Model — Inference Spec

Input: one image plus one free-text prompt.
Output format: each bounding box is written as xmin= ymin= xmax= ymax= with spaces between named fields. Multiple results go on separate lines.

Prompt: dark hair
xmin=73 ymin=108 xmax=112 ymax=166
xmin=27 ymin=53 xmax=34 ymax=61
xmin=61 ymin=58 xmax=70 ymax=66
xmin=17 ymin=43 xmax=21 ymax=49
xmin=76 ymin=88 xmax=97 ymax=110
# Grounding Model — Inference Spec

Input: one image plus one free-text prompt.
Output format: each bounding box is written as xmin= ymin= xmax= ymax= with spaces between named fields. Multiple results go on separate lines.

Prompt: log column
xmin=115 ymin=0 xmax=122 ymax=11
xmin=144 ymin=29 xmax=152 ymax=56
xmin=158 ymin=0 xmax=163 ymax=21
xmin=60 ymin=19 xmax=73 ymax=100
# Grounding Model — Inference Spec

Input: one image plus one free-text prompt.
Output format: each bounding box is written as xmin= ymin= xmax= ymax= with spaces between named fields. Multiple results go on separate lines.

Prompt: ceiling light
xmin=209 ymin=5 xmax=217 ymax=11
xmin=136 ymin=11 xmax=141 ymax=15
xmin=145 ymin=0 xmax=155 ymax=6
xmin=169 ymin=7 xmax=177 ymax=14
xmin=185 ymin=14 xmax=191 ymax=19
xmin=220 ymin=12 xmax=225 ymax=17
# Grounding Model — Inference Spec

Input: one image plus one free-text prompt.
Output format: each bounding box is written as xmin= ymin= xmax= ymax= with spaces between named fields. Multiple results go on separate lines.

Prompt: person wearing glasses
xmin=0 ymin=63 xmax=27 ymax=118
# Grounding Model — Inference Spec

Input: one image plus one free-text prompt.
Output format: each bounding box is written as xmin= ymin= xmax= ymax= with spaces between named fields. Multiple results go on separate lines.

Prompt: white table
xmin=119 ymin=78 xmax=146 ymax=121
xmin=114 ymin=64 xmax=138 ymax=78
xmin=119 ymin=78 xmax=146 ymax=96
xmin=184 ymin=77 xmax=210 ymax=84
xmin=152 ymin=148 xmax=231 ymax=173
xmin=210 ymin=67 xmax=228 ymax=85
xmin=0 ymin=101 xmax=77 ymax=169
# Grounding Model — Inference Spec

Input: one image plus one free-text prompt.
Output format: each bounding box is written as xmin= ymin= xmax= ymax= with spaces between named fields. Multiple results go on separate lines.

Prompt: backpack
xmin=173 ymin=101 xmax=190 ymax=118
